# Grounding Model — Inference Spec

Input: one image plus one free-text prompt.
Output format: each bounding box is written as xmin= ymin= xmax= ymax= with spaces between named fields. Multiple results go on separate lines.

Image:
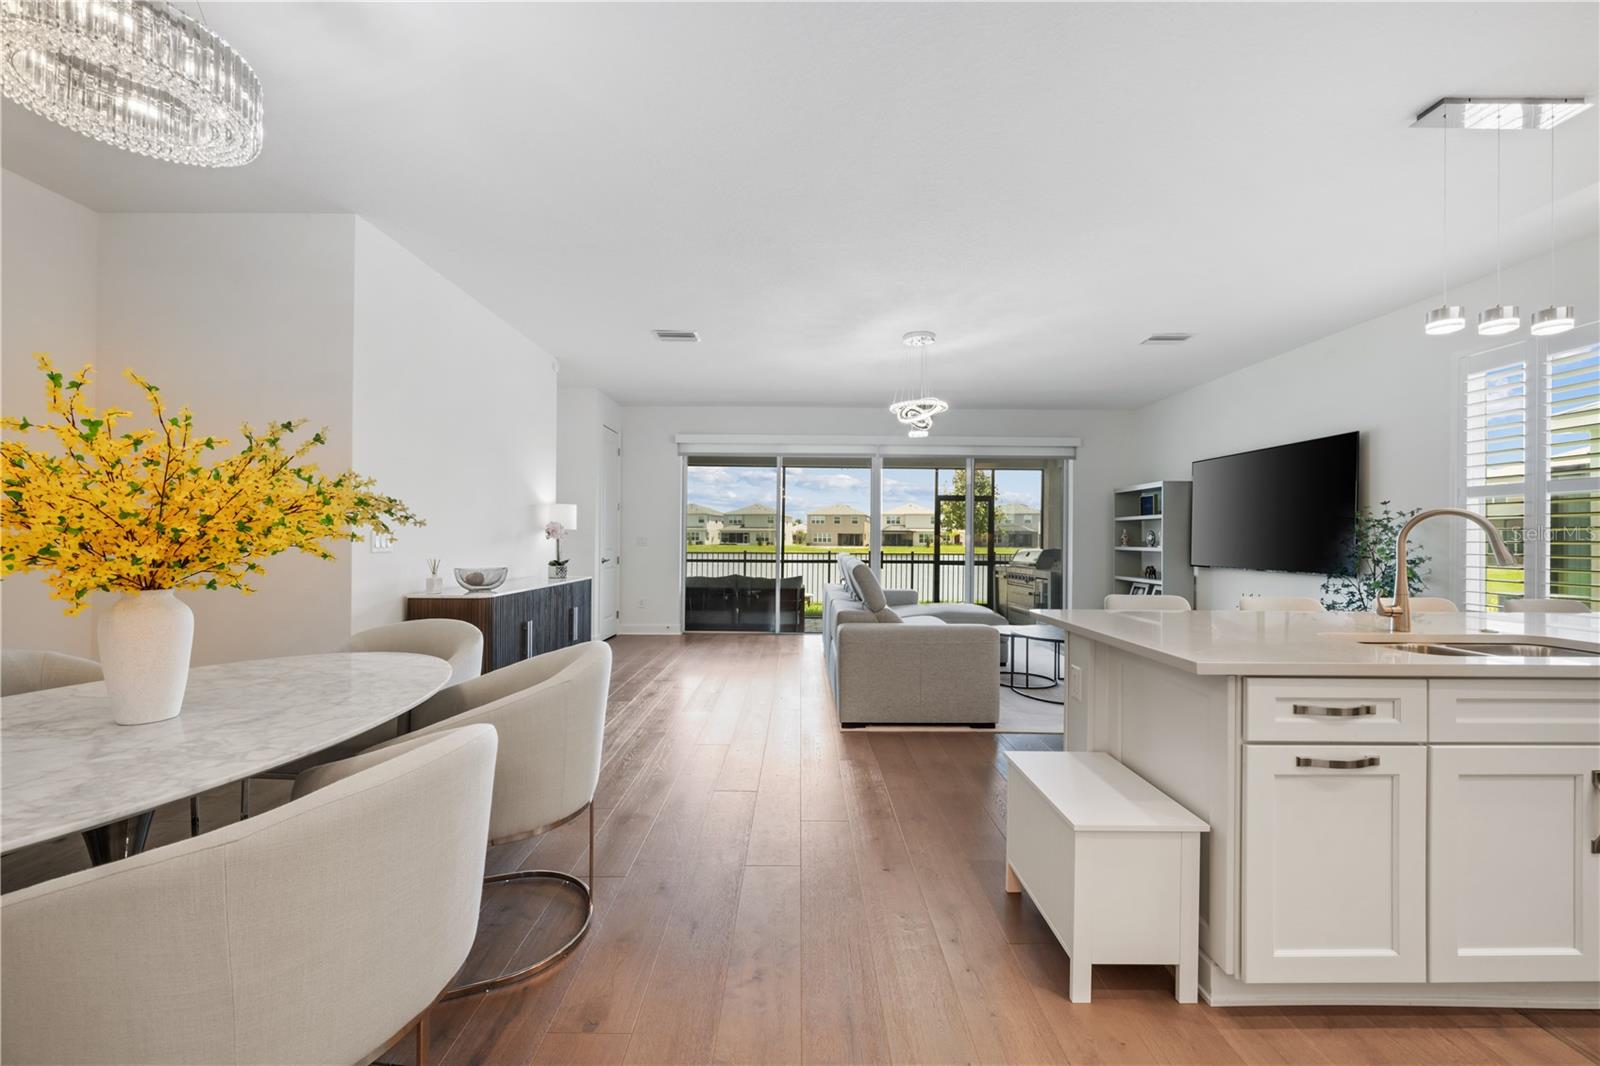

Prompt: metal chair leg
xmin=189 ymin=795 xmax=201 ymax=837
xmin=439 ymin=802 xmax=596 ymax=1001
xmin=240 ymin=779 xmax=250 ymax=820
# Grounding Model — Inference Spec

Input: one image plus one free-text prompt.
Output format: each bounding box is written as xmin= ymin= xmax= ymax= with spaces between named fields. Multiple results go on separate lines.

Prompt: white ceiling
xmin=4 ymin=2 xmax=1597 ymax=409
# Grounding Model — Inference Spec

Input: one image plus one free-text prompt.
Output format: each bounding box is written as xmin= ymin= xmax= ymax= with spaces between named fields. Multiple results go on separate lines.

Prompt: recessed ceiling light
xmin=653 ymin=330 xmax=699 ymax=342
xmin=1140 ymin=333 xmax=1193 ymax=345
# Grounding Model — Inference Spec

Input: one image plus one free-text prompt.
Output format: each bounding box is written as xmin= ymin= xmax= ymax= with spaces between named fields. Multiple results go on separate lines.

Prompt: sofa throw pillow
xmin=848 ymin=561 xmax=901 ymax=621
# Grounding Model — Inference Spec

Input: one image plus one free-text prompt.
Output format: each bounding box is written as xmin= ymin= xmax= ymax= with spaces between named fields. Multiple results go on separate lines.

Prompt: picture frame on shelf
xmin=1130 ymin=583 xmax=1150 ymax=596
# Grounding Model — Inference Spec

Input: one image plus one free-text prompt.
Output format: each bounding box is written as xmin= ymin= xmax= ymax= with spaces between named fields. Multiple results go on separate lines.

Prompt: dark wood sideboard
xmin=406 ymin=577 xmax=592 ymax=675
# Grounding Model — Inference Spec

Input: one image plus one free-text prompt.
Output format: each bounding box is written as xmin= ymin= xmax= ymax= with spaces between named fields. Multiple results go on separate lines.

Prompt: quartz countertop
xmin=408 ymin=574 xmax=592 ymax=599
xmin=1029 ymin=609 xmax=1600 ymax=679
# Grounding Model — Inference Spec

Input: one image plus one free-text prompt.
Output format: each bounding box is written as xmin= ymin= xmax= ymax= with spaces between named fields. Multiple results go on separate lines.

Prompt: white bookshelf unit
xmin=1111 ymin=481 xmax=1194 ymax=606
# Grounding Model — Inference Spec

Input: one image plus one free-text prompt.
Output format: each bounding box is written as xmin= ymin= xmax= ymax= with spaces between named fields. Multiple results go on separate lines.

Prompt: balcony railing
xmin=684 ymin=549 xmax=1007 ymax=617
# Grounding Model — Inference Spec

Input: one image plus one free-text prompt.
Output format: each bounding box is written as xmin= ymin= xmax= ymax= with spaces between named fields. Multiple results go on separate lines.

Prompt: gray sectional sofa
xmin=822 ymin=554 xmax=1006 ymax=727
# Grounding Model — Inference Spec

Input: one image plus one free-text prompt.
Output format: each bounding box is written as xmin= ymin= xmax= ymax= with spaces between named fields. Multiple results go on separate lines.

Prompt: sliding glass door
xmin=987 ymin=458 xmax=1067 ymax=622
xmin=881 ymin=460 xmax=970 ymax=605
xmin=684 ymin=451 xmax=1071 ymax=632
xmin=781 ymin=458 xmax=870 ymax=633
xmin=684 ymin=456 xmax=780 ymax=632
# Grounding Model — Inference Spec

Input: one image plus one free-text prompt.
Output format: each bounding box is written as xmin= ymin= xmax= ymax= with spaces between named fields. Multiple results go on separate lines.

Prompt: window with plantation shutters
xmin=1457 ymin=325 xmax=1599 ymax=611
xmin=1546 ymin=341 xmax=1599 ymax=608
xmin=1460 ymin=355 xmax=1527 ymax=610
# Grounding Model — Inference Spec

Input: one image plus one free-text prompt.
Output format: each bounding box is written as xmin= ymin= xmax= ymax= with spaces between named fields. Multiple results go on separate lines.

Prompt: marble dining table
xmin=1 ymin=652 xmax=452 ymax=862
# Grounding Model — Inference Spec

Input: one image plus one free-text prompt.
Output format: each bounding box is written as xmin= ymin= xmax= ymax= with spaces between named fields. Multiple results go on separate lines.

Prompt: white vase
xmin=96 ymin=590 xmax=194 ymax=726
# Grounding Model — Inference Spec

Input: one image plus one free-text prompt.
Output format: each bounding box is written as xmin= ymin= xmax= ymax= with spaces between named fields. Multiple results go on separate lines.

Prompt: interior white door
xmin=597 ymin=425 xmax=621 ymax=640
xmin=1429 ymin=744 xmax=1600 ymax=983
xmin=1242 ymin=744 xmax=1427 ymax=984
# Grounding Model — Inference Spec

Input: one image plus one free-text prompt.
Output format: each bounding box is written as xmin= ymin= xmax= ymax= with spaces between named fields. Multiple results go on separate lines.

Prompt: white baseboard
xmin=1197 ymin=953 xmax=1600 ymax=1008
xmin=617 ymin=623 xmax=682 ymax=636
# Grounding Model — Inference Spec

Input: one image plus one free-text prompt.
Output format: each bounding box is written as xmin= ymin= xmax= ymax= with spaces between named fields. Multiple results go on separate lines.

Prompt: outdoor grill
xmin=998 ymin=547 xmax=1062 ymax=624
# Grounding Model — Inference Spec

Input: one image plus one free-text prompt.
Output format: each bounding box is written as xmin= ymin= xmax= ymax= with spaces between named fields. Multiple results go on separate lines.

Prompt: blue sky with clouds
xmin=687 ymin=464 xmax=1042 ymax=520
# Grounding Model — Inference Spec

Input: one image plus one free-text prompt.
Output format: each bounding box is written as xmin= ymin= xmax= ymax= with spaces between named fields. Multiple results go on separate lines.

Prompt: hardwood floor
xmin=408 ymin=634 xmax=1597 ymax=1066
xmin=7 ymin=633 xmax=1597 ymax=1065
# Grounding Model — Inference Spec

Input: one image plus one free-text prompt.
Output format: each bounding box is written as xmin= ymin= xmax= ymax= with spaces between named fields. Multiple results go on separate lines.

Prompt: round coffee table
xmin=996 ymin=624 xmax=1065 ymax=704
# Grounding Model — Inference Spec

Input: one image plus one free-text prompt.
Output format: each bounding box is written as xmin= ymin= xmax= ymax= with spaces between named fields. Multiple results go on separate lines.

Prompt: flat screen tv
xmin=1190 ymin=432 xmax=1359 ymax=574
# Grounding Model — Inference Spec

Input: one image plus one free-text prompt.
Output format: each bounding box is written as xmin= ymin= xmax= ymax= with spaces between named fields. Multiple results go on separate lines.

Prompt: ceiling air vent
xmin=654 ymin=329 xmax=700 ymax=342
xmin=1140 ymin=332 xmax=1193 ymax=345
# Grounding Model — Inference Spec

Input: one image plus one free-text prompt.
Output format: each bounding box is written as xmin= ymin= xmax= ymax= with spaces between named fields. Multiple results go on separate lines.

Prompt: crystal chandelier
xmin=1 ymin=0 xmax=264 ymax=167
xmin=889 ymin=330 xmax=949 ymax=438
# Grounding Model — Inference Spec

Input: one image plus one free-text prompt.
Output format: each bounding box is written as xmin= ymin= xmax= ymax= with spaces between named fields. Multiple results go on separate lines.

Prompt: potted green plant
xmin=1320 ymin=501 xmax=1431 ymax=612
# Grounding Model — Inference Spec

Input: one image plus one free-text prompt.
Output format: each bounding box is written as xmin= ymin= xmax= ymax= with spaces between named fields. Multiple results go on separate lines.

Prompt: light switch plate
xmin=370 ymin=532 xmax=394 ymax=553
xmin=1068 ymin=664 xmax=1084 ymax=701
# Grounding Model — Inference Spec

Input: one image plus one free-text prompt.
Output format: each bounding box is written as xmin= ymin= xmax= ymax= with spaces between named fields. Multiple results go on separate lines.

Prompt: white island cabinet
xmin=1242 ymin=741 xmax=1427 ymax=984
xmin=1032 ymin=607 xmax=1600 ymax=1008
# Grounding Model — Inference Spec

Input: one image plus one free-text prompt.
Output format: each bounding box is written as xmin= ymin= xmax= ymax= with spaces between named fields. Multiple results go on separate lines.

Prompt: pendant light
xmin=888 ymin=331 xmax=948 ymax=437
xmin=1530 ymin=123 xmax=1576 ymax=336
xmin=1424 ymin=111 xmax=1465 ymax=335
xmin=1477 ymin=115 xmax=1520 ymax=336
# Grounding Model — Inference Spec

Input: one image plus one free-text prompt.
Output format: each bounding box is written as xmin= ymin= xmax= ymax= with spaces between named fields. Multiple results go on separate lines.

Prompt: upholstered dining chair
xmin=240 ymin=618 xmax=485 ymax=819
xmin=0 ymin=649 xmax=103 ymax=697
xmin=1500 ymin=597 xmax=1591 ymax=613
xmin=1 ymin=725 xmax=497 ymax=1066
xmin=345 ymin=618 xmax=485 ymax=687
xmin=1104 ymin=594 xmax=1191 ymax=611
xmin=1238 ymin=595 xmax=1326 ymax=611
xmin=1378 ymin=596 xmax=1459 ymax=614
xmin=293 ymin=640 xmax=612 ymax=1000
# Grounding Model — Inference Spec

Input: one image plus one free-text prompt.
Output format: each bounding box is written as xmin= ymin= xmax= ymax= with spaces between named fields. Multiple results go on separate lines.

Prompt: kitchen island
xmin=1030 ymin=607 xmax=1600 ymax=1008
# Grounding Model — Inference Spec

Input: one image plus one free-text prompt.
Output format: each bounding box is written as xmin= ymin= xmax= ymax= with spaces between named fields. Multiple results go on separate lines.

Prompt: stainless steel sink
xmin=1359 ymin=639 xmax=1597 ymax=658
xmin=1439 ymin=642 xmax=1598 ymax=658
xmin=1383 ymin=642 xmax=1487 ymax=656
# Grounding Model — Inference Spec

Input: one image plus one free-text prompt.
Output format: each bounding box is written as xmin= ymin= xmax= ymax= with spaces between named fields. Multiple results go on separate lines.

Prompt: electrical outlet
xmin=370 ymin=532 xmax=394 ymax=553
xmin=637 ymin=598 xmax=647 ymax=608
xmin=1068 ymin=664 xmax=1084 ymax=701
xmin=635 ymin=535 xmax=648 ymax=547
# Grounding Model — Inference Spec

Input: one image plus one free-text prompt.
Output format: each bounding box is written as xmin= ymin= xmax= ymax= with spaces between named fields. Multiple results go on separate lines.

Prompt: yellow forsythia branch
xmin=2 ymin=354 xmax=423 ymax=615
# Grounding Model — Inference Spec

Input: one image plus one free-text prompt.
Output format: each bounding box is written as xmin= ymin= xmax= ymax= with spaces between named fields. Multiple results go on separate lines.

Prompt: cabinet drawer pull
xmin=1295 ymin=755 xmax=1380 ymax=770
xmin=1592 ymin=772 xmax=1600 ymax=854
xmin=1291 ymin=703 xmax=1377 ymax=718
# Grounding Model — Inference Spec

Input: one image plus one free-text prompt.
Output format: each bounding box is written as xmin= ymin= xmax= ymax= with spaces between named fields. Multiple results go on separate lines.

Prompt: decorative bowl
xmin=453 ymin=567 xmax=508 ymax=592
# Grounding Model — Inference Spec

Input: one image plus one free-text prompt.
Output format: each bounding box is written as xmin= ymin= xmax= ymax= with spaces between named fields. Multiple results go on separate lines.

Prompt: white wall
xmin=615 ymin=404 xmax=1138 ymax=633
xmin=557 ymin=385 xmax=623 ymax=626
xmin=1 ymin=172 xmax=100 ymax=657
xmin=1127 ymin=235 xmax=1600 ymax=609
xmin=350 ymin=220 xmax=559 ymax=632
xmin=94 ymin=212 xmax=358 ymax=665
xmin=3 ymin=174 xmax=557 ymax=663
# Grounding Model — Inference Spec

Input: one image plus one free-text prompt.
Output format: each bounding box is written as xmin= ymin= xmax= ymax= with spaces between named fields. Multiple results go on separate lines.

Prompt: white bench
xmin=1005 ymin=750 xmax=1209 ymax=1003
